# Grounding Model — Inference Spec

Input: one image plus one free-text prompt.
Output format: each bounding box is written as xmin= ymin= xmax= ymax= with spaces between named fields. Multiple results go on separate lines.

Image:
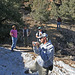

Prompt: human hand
xmin=32 ymin=41 xmax=39 ymax=47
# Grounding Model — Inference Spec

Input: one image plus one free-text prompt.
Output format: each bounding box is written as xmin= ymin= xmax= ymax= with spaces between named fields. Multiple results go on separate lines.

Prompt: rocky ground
xmin=0 ymin=46 xmax=75 ymax=75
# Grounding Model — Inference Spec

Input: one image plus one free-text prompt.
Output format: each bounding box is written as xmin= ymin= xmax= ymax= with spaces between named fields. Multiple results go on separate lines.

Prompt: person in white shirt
xmin=36 ymin=27 xmax=44 ymax=42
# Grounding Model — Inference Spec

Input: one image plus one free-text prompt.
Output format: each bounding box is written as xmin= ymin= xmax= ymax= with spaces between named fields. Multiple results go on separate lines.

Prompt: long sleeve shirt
xmin=33 ymin=40 xmax=54 ymax=68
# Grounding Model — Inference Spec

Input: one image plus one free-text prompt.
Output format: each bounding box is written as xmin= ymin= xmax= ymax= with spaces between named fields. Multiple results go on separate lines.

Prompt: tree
xmin=0 ymin=0 xmax=23 ymax=42
xmin=50 ymin=1 xmax=59 ymax=18
xmin=50 ymin=0 xmax=75 ymax=24
xmin=0 ymin=0 xmax=22 ymax=25
xmin=58 ymin=0 xmax=75 ymax=22
xmin=30 ymin=0 xmax=50 ymax=23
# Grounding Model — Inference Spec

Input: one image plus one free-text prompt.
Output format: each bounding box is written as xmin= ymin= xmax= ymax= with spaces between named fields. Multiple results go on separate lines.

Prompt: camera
xmin=32 ymin=42 xmax=37 ymax=45
xmin=32 ymin=41 xmax=39 ymax=45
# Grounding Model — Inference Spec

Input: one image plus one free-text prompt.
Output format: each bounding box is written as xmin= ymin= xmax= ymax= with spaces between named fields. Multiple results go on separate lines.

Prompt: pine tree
xmin=30 ymin=0 xmax=50 ymax=23
xmin=59 ymin=0 xmax=75 ymax=22
xmin=50 ymin=2 xmax=59 ymax=18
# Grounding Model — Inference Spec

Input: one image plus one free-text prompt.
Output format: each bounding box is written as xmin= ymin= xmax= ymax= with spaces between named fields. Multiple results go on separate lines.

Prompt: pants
xmin=28 ymin=61 xmax=49 ymax=75
xmin=57 ymin=22 xmax=61 ymax=30
xmin=11 ymin=37 xmax=17 ymax=50
xmin=24 ymin=36 xmax=31 ymax=47
xmin=24 ymin=36 xmax=28 ymax=47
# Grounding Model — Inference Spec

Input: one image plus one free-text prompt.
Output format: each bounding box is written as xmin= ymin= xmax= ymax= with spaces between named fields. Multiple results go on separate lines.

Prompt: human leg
xmin=36 ymin=62 xmax=48 ymax=75
xmin=11 ymin=37 xmax=15 ymax=50
xmin=24 ymin=36 xmax=27 ymax=47
xmin=59 ymin=22 xmax=61 ymax=29
xmin=57 ymin=22 xmax=59 ymax=30
xmin=57 ymin=22 xmax=61 ymax=30
xmin=29 ymin=61 xmax=37 ymax=73
xmin=14 ymin=37 xmax=17 ymax=48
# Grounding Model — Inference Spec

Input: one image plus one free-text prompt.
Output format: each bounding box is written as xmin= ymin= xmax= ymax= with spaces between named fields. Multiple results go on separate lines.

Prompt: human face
xmin=40 ymin=37 xmax=47 ymax=44
xmin=13 ymin=27 xmax=16 ymax=30
xmin=39 ymin=29 xmax=42 ymax=32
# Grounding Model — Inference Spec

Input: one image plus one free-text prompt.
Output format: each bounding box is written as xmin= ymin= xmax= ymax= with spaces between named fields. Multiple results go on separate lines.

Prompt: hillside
xmin=0 ymin=0 xmax=75 ymax=75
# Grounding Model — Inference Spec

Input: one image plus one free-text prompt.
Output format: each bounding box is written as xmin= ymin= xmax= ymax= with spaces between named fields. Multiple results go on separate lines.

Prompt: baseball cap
xmin=39 ymin=33 xmax=48 ymax=39
xmin=38 ymin=27 xmax=41 ymax=30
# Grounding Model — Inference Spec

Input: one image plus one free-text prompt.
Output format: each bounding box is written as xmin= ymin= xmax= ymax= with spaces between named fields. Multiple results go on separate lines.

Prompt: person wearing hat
xmin=10 ymin=25 xmax=17 ymax=51
xmin=25 ymin=33 xmax=54 ymax=75
xmin=36 ymin=27 xmax=44 ymax=42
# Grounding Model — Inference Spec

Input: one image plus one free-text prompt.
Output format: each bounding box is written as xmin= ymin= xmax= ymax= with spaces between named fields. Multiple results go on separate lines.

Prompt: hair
xmin=12 ymin=25 xmax=16 ymax=29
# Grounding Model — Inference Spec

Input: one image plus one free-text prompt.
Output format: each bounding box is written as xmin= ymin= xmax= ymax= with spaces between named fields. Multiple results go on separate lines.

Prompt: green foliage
xmin=50 ymin=2 xmax=59 ymax=18
xmin=0 ymin=0 xmax=22 ymax=25
xmin=30 ymin=0 xmax=50 ymax=23
xmin=50 ymin=0 xmax=75 ymax=22
xmin=0 ymin=0 xmax=23 ymax=42
xmin=59 ymin=0 xmax=75 ymax=20
xmin=24 ymin=0 xmax=29 ymax=2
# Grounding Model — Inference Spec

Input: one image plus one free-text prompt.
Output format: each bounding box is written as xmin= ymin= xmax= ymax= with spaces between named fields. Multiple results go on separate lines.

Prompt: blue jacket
xmin=33 ymin=40 xmax=54 ymax=68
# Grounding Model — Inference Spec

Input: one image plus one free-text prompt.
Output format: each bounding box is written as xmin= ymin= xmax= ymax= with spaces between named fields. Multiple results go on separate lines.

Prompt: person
xmin=10 ymin=25 xmax=17 ymax=51
xmin=36 ymin=26 xmax=44 ymax=42
xmin=57 ymin=17 xmax=62 ymax=30
xmin=23 ymin=26 xmax=31 ymax=47
xmin=25 ymin=33 xmax=54 ymax=75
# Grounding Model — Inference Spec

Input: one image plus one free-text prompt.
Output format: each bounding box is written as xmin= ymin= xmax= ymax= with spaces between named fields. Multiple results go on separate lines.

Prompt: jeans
xmin=23 ymin=36 xmax=27 ymax=47
xmin=24 ymin=36 xmax=31 ymax=47
xmin=57 ymin=22 xmax=61 ymax=30
xmin=11 ymin=37 xmax=17 ymax=50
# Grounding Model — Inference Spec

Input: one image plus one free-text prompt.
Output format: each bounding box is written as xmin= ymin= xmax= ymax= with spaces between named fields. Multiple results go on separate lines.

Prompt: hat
xmin=39 ymin=33 xmax=48 ymax=39
xmin=38 ymin=27 xmax=41 ymax=30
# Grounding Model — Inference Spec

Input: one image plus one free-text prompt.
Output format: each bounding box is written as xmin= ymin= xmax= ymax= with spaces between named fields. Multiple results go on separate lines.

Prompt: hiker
xmin=10 ymin=25 xmax=17 ymax=51
xmin=57 ymin=17 xmax=62 ymax=30
xmin=36 ymin=26 xmax=44 ymax=42
xmin=25 ymin=33 xmax=54 ymax=75
xmin=23 ymin=26 xmax=31 ymax=47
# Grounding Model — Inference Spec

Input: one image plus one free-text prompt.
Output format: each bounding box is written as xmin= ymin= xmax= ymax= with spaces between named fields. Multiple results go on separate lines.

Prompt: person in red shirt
xmin=57 ymin=17 xmax=62 ymax=30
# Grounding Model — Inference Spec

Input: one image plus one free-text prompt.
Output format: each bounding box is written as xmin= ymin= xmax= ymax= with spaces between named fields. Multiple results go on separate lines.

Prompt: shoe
xmin=24 ymin=70 xmax=29 ymax=74
xmin=27 ymin=46 xmax=29 ymax=47
xmin=11 ymin=50 xmax=14 ymax=52
xmin=25 ymin=45 xmax=27 ymax=47
xmin=14 ymin=47 xmax=17 ymax=49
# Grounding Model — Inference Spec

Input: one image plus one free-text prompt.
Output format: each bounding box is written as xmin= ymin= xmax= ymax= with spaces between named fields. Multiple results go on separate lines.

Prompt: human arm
xmin=10 ymin=30 xmax=13 ymax=37
xmin=32 ymin=41 xmax=40 ymax=54
xmin=28 ymin=29 xmax=31 ymax=36
xmin=23 ymin=29 xmax=24 ymax=37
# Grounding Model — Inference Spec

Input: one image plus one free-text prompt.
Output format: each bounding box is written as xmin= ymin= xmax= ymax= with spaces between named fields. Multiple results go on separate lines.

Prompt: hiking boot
xmin=11 ymin=50 xmax=14 ymax=52
xmin=24 ymin=70 xmax=29 ymax=74
xmin=14 ymin=47 xmax=17 ymax=49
